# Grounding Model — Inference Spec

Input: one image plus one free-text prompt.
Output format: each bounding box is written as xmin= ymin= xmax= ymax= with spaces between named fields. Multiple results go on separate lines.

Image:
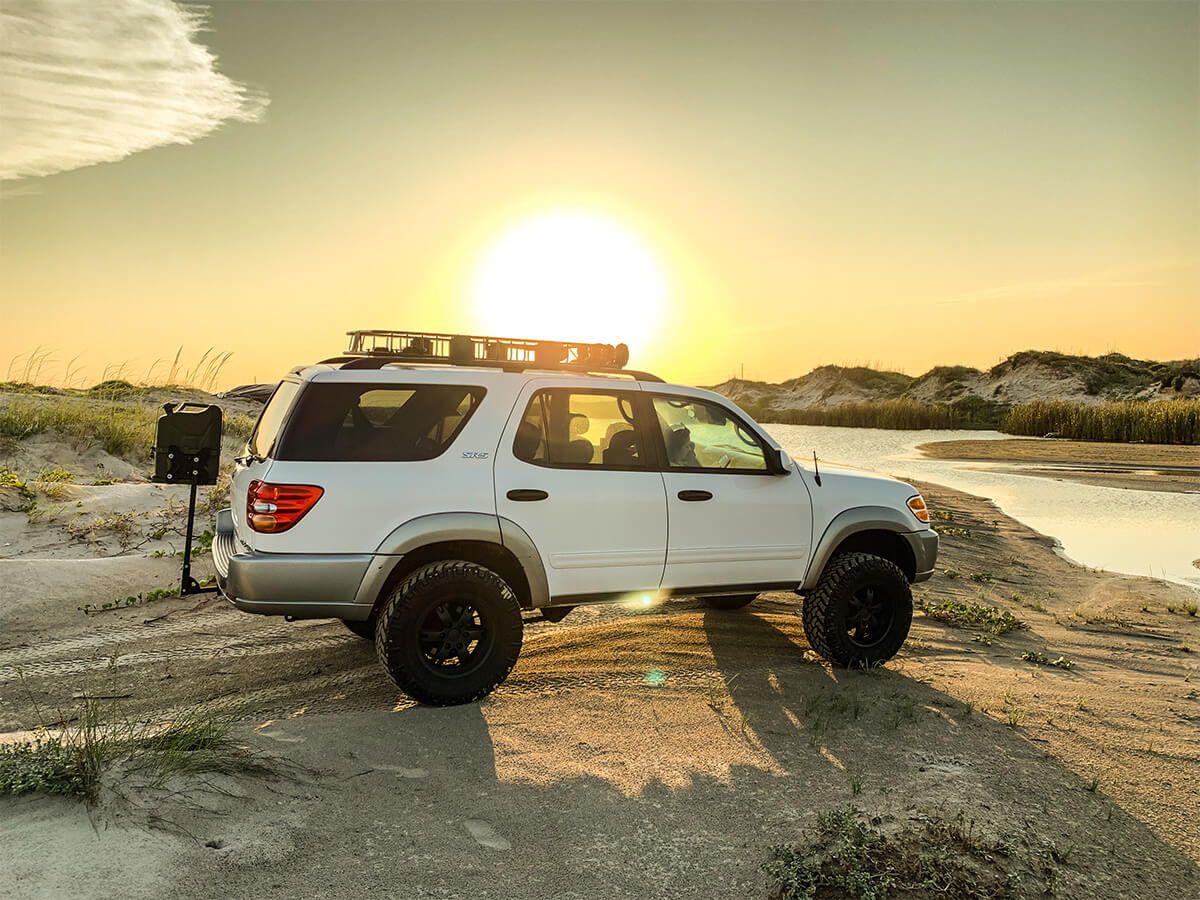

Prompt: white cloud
xmin=0 ymin=0 xmax=267 ymax=181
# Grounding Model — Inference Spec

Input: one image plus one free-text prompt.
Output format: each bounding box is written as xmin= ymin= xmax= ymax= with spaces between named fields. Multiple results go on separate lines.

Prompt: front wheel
xmin=375 ymin=561 xmax=524 ymax=706
xmin=802 ymin=552 xmax=912 ymax=667
xmin=701 ymin=594 xmax=757 ymax=611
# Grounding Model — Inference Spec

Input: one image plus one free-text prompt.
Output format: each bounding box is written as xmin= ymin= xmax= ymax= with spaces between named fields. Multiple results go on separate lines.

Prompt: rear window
xmin=273 ymin=383 xmax=485 ymax=461
xmin=249 ymin=381 xmax=301 ymax=459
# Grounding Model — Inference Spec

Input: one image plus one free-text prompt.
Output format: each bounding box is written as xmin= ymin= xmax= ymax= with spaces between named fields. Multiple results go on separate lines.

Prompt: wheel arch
xmin=353 ymin=512 xmax=549 ymax=615
xmin=802 ymin=507 xmax=922 ymax=588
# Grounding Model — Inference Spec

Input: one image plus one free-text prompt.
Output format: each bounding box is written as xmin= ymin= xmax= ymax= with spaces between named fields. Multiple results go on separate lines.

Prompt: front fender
xmin=802 ymin=505 xmax=934 ymax=590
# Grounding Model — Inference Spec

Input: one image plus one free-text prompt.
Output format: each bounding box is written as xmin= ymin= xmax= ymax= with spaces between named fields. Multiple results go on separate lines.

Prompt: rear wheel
xmin=701 ymin=593 xmax=757 ymax=611
xmin=802 ymin=552 xmax=912 ymax=667
xmin=375 ymin=561 xmax=524 ymax=706
xmin=341 ymin=617 xmax=375 ymax=640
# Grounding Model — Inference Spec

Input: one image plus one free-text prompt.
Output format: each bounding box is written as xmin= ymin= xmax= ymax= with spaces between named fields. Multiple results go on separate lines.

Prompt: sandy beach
xmin=918 ymin=438 xmax=1200 ymax=493
xmin=2 ymin=474 xmax=1198 ymax=898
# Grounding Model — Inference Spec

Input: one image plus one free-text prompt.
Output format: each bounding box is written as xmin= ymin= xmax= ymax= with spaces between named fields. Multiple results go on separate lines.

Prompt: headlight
xmin=907 ymin=495 xmax=930 ymax=524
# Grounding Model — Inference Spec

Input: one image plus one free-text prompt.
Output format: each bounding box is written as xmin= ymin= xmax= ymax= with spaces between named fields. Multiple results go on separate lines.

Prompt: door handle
xmin=506 ymin=489 xmax=549 ymax=502
xmin=677 ymin=489 xmax=713 ymax=502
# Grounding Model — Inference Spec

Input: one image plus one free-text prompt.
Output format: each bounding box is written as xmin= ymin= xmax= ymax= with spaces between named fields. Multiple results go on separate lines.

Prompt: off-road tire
xmin=375 ymin=560 xmax=524 ymax=706
xmin=540 ymin=605 xmax=575 ymax=623
xmin=802 ymin=552 xmax=912 ymax=667
xmin=701 ymin=594 xmax=757 ymax=610
xmin=341 ymin=617 xmax=376 ymax=640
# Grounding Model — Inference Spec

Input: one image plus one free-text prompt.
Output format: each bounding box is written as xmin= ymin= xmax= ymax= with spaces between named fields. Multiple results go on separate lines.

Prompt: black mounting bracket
xmin=180 ymin=478 xmax=219 ymax=598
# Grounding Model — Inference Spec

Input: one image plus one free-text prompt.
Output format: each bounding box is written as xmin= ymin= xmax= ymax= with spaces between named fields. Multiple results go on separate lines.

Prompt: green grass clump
xmin=918 ymin=599 xmax=1024 ymax=635
xmin=0 ymin=397 xmax=252 ymax=461
xmin=762 ymin=806 xmax=1065 ymax=899
xmin=0 ymin=397 xmax=156 ymax=457
xmin=1001 ymin=399 xmax=1199 ymax=444
xmin=0 ymin=699 xmax=253 ymax=801
xmin=224 ymin=413 xmax=257 ymax=443
xmin=0 ymin=465 xmax=28 ymax=491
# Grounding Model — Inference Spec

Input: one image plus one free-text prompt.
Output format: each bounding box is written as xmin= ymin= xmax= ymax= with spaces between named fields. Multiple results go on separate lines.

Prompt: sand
xmin=917 ymin=438 xmax=1200 ymax=493
xmin=2 ymin=473 xmax=1198 ymax=898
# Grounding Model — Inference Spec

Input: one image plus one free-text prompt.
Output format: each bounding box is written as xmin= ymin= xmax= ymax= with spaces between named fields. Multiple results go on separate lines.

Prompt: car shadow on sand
xmin=209 ymin=607 xmax=1200 ymax=899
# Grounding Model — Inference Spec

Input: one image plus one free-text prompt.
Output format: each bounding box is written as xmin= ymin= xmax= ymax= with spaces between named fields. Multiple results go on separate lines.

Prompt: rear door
xmin=493 ymin=381 xmax=667 ymax=600
xmin=650 ymin=393 xmax=813 ymax=591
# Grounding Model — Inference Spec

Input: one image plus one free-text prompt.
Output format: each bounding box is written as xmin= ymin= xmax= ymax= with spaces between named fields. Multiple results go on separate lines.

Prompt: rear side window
xmin=513 ymin=390 xmax=646 ymax=469
xmin=249 ymin=381 xmax=301 ymax=459
xmin=275 ymin=383 xmax=485 ymax=461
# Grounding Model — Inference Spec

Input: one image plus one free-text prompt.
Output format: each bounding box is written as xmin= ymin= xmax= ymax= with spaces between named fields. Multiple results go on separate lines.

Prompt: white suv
xmin=214 ymin=331 xmax=938 ymax=705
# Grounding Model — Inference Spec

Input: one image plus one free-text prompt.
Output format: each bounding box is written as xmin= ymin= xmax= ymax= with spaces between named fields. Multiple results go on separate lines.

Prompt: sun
xmin=471 ymin=209 xmax=667 ymax=350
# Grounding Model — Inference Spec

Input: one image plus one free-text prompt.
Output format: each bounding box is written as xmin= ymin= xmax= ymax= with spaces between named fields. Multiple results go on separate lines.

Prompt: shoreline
xmin=915 ymin=437 xmax=1200 ymax=493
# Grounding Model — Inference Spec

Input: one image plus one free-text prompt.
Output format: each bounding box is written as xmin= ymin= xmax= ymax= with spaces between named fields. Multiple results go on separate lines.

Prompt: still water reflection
xmin=765 ymin=426 xmax=1200 ymax=590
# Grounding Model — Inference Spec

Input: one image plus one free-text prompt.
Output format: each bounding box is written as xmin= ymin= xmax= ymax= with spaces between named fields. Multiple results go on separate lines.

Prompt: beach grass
xmin=0 ymin=396 xmax=256 ymax=461
xmin=1000 ymin=399 xmax=1200 ymax=444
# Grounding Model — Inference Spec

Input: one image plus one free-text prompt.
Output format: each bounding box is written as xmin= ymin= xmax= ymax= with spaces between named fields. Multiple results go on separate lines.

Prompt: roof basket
xmin=344 ymin=330 xmax=631 ymax=370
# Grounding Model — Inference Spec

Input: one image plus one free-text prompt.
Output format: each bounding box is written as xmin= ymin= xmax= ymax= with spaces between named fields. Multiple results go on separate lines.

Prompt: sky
xmin=1 ymin=0 xmax=1197 ymax=389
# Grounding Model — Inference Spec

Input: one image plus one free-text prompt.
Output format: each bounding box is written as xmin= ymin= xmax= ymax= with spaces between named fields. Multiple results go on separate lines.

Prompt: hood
xmin=798 ymin=460 xmax=924 ymax=514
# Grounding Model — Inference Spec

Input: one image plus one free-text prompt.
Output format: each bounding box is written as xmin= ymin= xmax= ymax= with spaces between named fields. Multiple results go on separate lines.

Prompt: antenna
xmin=812 ymin=451 xmax=822 ymax=486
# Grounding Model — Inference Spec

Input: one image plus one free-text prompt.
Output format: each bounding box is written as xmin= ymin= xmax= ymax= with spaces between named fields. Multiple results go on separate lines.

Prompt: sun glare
xmin=471 ymin=210 xmax=667 ymax=349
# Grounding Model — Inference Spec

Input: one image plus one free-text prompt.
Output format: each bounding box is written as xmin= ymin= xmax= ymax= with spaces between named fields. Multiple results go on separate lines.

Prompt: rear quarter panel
xmin=243 ymin=376 xmax=523 ymax=554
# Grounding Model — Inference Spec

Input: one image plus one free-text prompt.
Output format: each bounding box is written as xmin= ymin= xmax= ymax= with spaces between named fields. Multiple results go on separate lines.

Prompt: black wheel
xmin=802 ymin=552 xmax=912 ymax=667
xmin=701 ymin=593 xmax=757 ymax=610
xmin=375 ymin=561 xmax=524 ymax=706
xmin=341 ymin=617 xmax=375 ymax=640
xmin=540 ymin=605 xmax=575 ymax=623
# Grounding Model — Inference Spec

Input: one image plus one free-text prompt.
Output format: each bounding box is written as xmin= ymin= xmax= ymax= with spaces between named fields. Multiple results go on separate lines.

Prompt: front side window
xmin=651 ymin=396 xmax=768 ymax=471
xmin=275 ymin=383 xmax=484 ymax=461
xmin=513 ymin=390 xmax=646 ymax=469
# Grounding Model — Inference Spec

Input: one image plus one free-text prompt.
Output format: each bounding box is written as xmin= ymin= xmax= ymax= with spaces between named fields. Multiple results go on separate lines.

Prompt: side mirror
xmin=766 ymin=447 xmax=792 ymax=475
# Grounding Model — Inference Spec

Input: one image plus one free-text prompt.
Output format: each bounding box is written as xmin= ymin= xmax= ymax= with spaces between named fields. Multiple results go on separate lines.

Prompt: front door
xmin=649 ymin=393 xmax=813 ymax=591
xmin=493 ymin=382 xmax=668 ymax=600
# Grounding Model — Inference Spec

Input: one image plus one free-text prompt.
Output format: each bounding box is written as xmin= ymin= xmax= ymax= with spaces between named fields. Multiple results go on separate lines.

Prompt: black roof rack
xmin=313 ymin=330 xmax=664 ymax=383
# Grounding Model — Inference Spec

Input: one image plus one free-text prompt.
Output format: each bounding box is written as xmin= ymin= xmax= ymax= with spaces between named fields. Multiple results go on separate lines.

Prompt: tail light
xmin=247 ymin=480 xmax=324 ymax=533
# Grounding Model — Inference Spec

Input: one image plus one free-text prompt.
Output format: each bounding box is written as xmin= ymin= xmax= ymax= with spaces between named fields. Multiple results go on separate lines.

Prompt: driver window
xmin=651 ymin=396 xmax=768 ymax=471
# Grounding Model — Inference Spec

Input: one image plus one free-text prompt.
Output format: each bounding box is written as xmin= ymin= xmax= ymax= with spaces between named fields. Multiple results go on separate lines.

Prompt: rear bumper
xmin=213 ymin=508 xmax=374 ymax=621
xmin=905 ymin=529 xmax=939 ymax=583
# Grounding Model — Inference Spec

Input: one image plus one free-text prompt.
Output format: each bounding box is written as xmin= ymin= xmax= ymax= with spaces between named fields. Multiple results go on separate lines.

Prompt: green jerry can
xmin=152 ymin=402 xmax=222 ymax=485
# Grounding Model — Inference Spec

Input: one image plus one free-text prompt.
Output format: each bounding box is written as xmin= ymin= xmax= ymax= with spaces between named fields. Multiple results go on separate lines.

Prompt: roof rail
xmin=318 ymin=330 xmax=664 ymax=382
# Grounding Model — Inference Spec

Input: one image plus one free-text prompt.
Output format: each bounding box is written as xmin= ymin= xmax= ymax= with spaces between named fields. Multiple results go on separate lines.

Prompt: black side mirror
xmin=766 ymin=446 xmax=792 ymax=475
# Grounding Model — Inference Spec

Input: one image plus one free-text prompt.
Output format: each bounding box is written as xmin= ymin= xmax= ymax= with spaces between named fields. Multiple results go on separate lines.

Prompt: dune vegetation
xmin=743 ymin=393 xmax=1199 ymax=445
xmin=0 ymin=393 xmax=256 ymax=461
xmin=1000 ymin=399 xmax=1200 ymax=445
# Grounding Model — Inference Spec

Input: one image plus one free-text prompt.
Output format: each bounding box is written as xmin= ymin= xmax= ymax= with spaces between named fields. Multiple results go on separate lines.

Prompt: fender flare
xmin=801 ymin=505 xmax=921 ymax=590
xmin=351 ymin=512 xmax=551 ymax=610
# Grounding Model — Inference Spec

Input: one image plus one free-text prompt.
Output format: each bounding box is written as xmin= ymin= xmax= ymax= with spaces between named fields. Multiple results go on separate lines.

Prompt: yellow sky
xmin=1 ymin=1 xmax=1196 ymax=389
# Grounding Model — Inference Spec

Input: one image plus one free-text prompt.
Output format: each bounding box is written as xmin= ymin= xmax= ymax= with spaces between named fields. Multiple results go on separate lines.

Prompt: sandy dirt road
xmin=2 ymin=482 xmax=1199 ymax=898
